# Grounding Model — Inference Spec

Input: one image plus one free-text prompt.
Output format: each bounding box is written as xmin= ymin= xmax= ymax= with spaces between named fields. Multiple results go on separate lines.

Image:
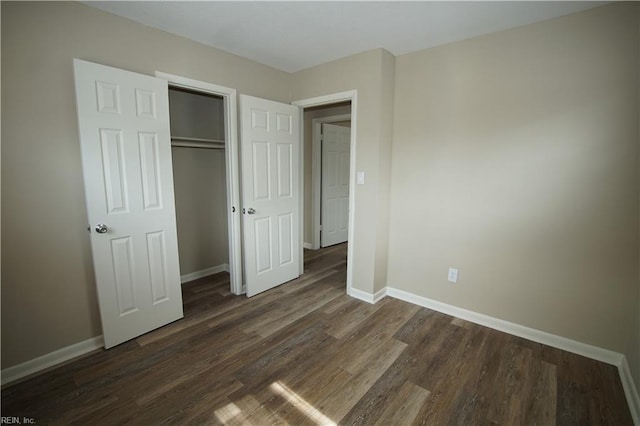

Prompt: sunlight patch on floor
xmin=270 ymin=381 xmax=336 ymax=426
xmin=214 ymin=402 xmax=242 ymax=424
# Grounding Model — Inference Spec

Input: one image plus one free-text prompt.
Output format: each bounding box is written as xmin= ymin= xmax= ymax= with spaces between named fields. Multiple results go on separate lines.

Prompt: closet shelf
xmin=171 ymin=136 xmax=225 ymax=150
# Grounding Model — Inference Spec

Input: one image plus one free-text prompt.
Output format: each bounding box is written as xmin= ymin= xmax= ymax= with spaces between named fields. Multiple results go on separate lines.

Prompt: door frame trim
xmin=155 ymin=71 xmax=243 ymax=295
xmin=292 ymin=90 xmax=357 ymax=294
xmin=311 ymin=114 xmax=351 ymax=249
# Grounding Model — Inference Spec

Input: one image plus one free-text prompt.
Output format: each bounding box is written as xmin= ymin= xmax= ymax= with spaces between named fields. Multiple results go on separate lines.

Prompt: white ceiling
xmin=85 ymin=1 xmax=608 ymax=73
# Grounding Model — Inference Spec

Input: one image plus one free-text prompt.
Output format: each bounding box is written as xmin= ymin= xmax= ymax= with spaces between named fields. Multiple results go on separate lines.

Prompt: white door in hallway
xmin=321 ymin=123 xmax=351 ymax=247
xmin=240 ymin=95 xmax=301 ymax=297
xmin=74 ymin=59 xmax=183 ymax=348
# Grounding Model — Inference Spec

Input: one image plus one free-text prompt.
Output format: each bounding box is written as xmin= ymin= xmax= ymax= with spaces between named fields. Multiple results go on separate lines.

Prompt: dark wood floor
xmin=2 ymin=243 xmax=633 ymax=425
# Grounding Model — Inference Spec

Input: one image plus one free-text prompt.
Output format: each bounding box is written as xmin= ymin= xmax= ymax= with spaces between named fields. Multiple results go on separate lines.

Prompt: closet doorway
xmin=157 ymin=72 xmax=242 ymax=295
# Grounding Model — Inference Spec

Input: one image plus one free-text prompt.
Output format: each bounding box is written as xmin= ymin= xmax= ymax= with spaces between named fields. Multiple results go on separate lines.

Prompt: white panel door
xmin=74 ymin=59 xmax=183 ymax=348
xmin=321 ymin=124 xmax=351 ymax=247
xmin=240 ymin=95 xmax=300 ymax=297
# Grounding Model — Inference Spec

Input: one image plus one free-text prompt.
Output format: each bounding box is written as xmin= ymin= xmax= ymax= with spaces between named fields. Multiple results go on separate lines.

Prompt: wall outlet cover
xmin=448 ymin=268 xmax=458 ymax=283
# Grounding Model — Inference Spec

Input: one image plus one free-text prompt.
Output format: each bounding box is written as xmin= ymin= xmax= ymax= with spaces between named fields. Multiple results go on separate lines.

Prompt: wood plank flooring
xmin=2 ymin=243 xmax=633 ymax=425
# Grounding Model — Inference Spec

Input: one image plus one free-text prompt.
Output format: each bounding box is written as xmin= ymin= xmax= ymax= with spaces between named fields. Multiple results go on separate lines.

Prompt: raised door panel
xmin=339 ymin=198 xmax=349 ymax=231
xmin=254 ymin=217 xmax=273 ymax=275
xmin=135 ymin=89 xmax=157 ymax=119
xmin=100 ymin=129 xmax=129 ymax=214
xmin=252 ymin=141 xmax=271 ymax=201
xmin=277 ymin=143 xmax=293 ymax=198
xmin=251 ymin=109 xmax=269 ymax=131
xmin=146 ymin=231 xmax=170 ymax=304
xmin=278 ymin=213 xmax=293 ymax=266
xmin=96 ymin=81 xmax=121 ymax=114
xmin=139 ymin=132 xmax=163 ymax=211
xmin=324 ymin=199 xmax=337 ymax=235
xmin=110 ymin=236 xmax=137 ymax=316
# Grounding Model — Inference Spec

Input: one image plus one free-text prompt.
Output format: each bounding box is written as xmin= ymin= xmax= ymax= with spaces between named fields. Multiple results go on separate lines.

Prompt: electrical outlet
xmin=448 ymin=268 xmax=459 ymax=283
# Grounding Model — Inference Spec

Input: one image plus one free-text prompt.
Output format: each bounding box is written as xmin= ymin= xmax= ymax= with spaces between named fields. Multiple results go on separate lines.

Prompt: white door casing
xmin=240 ymin=95 xmax=301 ymax=297
xmin=74 ymin=59 xmax=183 ymax=348
xmin=321 ymin=123 xmax=351 ymax=247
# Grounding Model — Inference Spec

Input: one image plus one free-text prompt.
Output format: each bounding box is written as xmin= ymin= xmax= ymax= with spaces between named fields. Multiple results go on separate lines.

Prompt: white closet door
xmin=240 ymin=95 xmax=301 ymax=297
xmin=74 ymin=59 xmax=183 ymax=348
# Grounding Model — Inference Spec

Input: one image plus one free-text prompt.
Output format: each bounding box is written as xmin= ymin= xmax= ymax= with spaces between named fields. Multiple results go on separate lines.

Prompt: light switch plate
xmin=357 ymin=171 xmax=365 ymax=185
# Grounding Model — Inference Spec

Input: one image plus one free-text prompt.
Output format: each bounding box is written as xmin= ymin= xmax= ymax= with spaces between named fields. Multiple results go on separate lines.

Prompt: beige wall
xmin=168 ymin=89 xmax=225 ymax=142
xmin=302 ymin=103 xmax=351 ymax=245
xmin=373 ymin=50 xmax=396 ymax=293
xmin=292 ymin=49 xmax=395 ymax=294
xmin=1 ymin=1 xmax=289 ymax=368
xmin=172 ymin=147 xmax=229 ymax=276
xmin=388 ymin=2 xmax=639 ymax=354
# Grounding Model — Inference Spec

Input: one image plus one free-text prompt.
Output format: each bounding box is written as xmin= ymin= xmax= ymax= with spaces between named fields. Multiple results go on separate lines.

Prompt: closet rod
xmin=171 ymin=136 xmax=225 ymax=150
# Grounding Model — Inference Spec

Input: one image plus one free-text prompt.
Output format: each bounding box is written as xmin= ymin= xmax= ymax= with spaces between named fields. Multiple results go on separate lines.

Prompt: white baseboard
xmin=180 ymin=263 xmax=229 ymax=284
xmin=348 ymin=287 xmax=376 ymax=304
xmin=1 ymin=336 xmax=104 ymax=386
xmin=385 ymin=287 xmax=622 ymax=366
xmin=373 ymin=287 xmax=387 ymax=304
xmin=348 ymin=287 xmax=386 ymax=304
xmin=619 ymin=356 xmax=640 ymax=425
xmin=303 ymin=242 xmax=313 ymax=249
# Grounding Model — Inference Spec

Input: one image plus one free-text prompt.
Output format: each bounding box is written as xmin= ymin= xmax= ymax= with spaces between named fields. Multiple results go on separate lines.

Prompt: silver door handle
xmin=247 ymin=208 xmax=256 ymax=215
xmin=95 ymin=224 xmax=108 ymax=234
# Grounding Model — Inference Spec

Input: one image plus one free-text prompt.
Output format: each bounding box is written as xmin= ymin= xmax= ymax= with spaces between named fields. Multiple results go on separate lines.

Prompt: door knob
xmin=95 ymin=224 xmax=108 ymax=234
xmin=247 ymin=208 xmax=256 ymax=215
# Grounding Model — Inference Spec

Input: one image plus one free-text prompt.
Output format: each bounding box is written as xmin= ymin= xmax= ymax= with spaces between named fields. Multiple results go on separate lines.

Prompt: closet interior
xmin=168 ymin=87 xmax=229 ymax=282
